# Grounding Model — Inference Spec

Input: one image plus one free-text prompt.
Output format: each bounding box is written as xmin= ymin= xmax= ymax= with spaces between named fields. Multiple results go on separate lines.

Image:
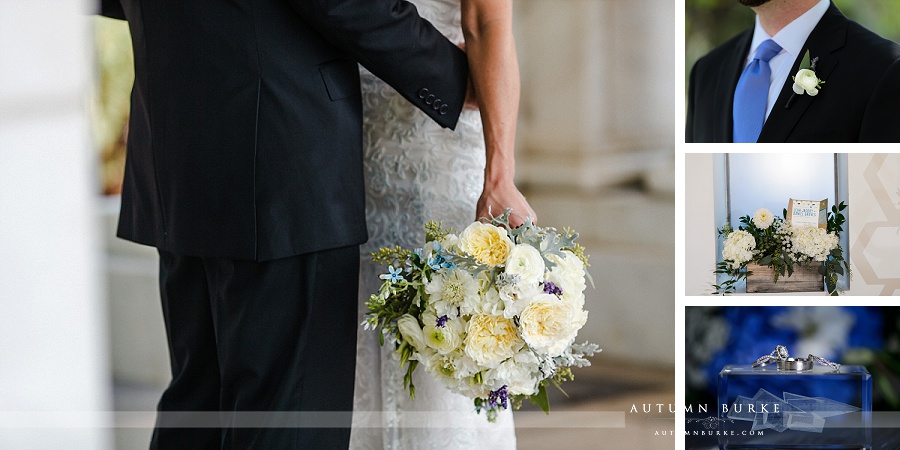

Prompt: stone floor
xmin=112 ymin=358 xmax=674 ymax=449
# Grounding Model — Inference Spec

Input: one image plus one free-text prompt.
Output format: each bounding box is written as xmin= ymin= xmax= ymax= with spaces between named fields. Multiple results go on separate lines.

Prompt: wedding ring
xmin=752 ymin=346 xmax=841 ymax=372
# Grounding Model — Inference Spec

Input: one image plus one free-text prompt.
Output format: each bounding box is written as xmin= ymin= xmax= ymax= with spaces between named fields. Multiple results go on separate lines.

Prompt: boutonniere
xmin=785 ymin=50 xmax=824 ymax=108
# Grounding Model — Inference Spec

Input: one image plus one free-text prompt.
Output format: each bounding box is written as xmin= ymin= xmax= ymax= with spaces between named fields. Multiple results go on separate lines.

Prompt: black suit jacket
xmin=686 ymin=2 xmax=900 ymax=143
xmin=101 ymin=0 xmax=469 ymax=260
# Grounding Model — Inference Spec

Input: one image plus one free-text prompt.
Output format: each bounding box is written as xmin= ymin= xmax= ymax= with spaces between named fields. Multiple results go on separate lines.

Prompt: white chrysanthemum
xmin=485 ymin=349 xmax=541 ymax=396
xmin=792 ymin=69 xmax=820 ymax=96
xmin=421 ymin=313 xmax=464 ymax=355
xmin=722 ymin=230 xmax=756 ymax=269
xmin=752 ymin=208 xmax=775 ymax=229
xmin=791 ymin=226 xmax=839 ymax=261
xmin=504 ymin=244 xmax=545 ymax=285
xmin=464 ymin=314 xmax=525 ymax=369
xmin=458 ymin=222 xmax=514 ymax=266
xmin=425 ymin=268 xmax=480 ymax=317
xmin=518 ymin=293 xmax=588 ymax=357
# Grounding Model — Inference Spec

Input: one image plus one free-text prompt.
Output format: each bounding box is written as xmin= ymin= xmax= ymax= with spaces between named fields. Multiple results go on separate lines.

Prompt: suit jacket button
xmin=432 ymin=99 xmax=443 ymax=110
xmin=418 ymin=88 xmax=429 ymax=99
xmin=425 ymin=94 xmax=435 ymax=105
xmin=439 ymin=104 xmax=449 ymax=115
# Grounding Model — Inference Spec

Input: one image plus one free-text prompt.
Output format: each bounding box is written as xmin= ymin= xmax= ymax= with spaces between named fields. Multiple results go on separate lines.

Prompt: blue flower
xmin=542 ymin=281 xmax=563 ymax=296
xmin=435 ymin=315 xmax=450 ymax=328
xmin=379 ymin=265 xmax=405 ymax=284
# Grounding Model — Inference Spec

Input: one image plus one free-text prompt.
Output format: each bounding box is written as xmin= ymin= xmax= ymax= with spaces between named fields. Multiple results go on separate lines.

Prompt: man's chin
xmin=738 ymin=0 xmax=771 ymax=6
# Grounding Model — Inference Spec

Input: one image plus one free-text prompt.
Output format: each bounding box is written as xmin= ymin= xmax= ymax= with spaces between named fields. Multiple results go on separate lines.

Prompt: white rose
xmin=792 ymin=69 xmax=820 ymax=96
xmin=752 ymin=208 xmax=775 ymax=230
xmin=486 ymin=349 xmax=541 ymax=396
xmin=504 ymin=244 xmax=545 ymax=285
xmin=519 ymin=294 xmax=588 ymax=357
xmin=422 ymin=314 xmax=464 ymax=355
xmin=464 ymin=314 xmax=525 ymax=369
xmin=397 ymin=314 xmax=425 ymax=350
xmin=458 ymin=222 xmax=514 ymax=266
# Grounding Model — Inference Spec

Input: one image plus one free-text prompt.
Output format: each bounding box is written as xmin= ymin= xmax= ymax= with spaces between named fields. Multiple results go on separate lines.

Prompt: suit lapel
xmin=716 ymin=31 xmax=753 ymax=143
xmin=758 ymin=3 xmax=848 ymax=142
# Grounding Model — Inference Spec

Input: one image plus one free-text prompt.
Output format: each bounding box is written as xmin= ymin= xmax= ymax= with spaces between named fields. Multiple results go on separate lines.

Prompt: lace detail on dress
xmin=350 ymin=0 xmax=516 ymax=448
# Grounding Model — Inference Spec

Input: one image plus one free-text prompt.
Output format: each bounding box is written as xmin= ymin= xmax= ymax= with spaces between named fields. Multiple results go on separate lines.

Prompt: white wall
xmin=683 ymin=153 xmax=717 ymax=296
xmin=848 ymin=153 xmax=900 ymax=296
xmin=0 ymin=1 xmax=113 ymax=449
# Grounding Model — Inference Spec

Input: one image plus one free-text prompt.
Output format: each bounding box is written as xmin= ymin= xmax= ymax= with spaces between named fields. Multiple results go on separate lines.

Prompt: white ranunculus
xmin=504 ymin=244 xmax=545 ymax=285
xmin=499 ymin=280 xmax=543 ymax=319
xmin=752 ymin=208 xmax=775 ymax=229
xmin=425 ymin=268 xmax=480 ymax=317
xmin=486 ymin=349 xmax=541 ymax=396
xmin=722 ymin=230 xmax=756 ymax=269
xmin=464 ymin=314 xmax=525 ymax=369
xmin=397 ymin=314 xmax=425 ymax=350
xmin=545 ymin=251 xmax=587 ymax=298
xmin=792 ymin=69 xmax=820 ymax=96
xmin=518 ymin=293 xmax=587 ymax=357
xmin=458 ymin=222 xmax=514 ymax=266
xmin=423 ymin=322 xmax=463 ymax=355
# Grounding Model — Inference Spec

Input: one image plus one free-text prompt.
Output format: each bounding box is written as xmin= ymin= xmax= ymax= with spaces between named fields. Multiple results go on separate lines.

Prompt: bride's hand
xmin=475 ymin=179 xmax=536 ymax=228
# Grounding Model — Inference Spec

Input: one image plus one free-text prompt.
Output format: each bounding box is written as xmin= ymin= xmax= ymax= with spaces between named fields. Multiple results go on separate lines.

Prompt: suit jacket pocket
xmin=318 ymin=59 xmax=359 ymax=102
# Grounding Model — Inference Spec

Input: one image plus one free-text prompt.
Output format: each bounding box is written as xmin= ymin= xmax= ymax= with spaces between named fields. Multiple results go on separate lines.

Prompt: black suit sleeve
xmin=288 ymin=0 xmax=469 ymax=130
xmin=859 ymin=57 xmax=900 ymax=142
xmin=98 ymin=0 xmax=125 ymax=20
xmin=685 ymin=59 xmax=699 ymax=143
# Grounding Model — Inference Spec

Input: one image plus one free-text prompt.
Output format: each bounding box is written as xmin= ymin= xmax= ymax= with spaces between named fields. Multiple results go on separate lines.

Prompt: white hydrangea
xmin=722 ymin=230 xmax=756 ymax=269
xmin=790 ymin=226 xmax=839 ymax=261
xmin=752 ymin=208 xmax=775 ymax=229
xmin=485 ymin=349 xmax=541 ymax=396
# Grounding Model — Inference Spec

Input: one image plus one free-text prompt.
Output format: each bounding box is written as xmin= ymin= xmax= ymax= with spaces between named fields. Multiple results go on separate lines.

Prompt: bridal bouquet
xmin=713 ymin=202 xmax=849 ymax=296
xmin=363 ymin=210 xmax=599 ymax=421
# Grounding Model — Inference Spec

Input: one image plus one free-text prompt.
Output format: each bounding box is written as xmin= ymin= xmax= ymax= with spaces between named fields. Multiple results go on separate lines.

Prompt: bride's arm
xmin=461 ymin=0 xmax=536 ymax=227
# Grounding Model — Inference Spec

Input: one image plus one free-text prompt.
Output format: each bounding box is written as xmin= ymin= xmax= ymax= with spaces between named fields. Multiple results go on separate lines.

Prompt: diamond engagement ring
xmin=751 ymin=345 xmax=840 ymax=372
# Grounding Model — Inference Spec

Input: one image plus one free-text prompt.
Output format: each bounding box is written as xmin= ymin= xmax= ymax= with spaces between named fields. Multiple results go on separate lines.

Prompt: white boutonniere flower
xmin=791 ymin=50 xmax=824 ymax=97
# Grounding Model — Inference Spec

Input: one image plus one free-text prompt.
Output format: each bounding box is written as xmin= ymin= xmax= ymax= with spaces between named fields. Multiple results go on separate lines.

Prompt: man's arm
xmin=685 ymin=58 xmax=699 ymax=143
xmin=859 ymin=57 xmax=900 ymax=142
xmin=288 ymin=0 xmax=469 ymax=129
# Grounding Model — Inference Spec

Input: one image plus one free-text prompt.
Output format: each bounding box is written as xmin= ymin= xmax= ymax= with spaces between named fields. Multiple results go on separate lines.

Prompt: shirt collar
xmin=747 ymin=0 xmax=831 ymax=63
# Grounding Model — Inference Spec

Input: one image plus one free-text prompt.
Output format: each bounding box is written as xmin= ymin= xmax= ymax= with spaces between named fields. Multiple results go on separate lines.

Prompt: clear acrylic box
xmin=717 ymin=364 xmax=871 ymax=449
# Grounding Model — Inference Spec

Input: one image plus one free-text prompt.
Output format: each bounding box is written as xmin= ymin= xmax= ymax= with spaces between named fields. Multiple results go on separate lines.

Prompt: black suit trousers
xmin=151 ymin=246 xmax=360 ymax=449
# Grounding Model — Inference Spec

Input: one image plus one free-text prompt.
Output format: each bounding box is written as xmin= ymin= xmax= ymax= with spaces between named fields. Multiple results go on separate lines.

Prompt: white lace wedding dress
xmin=348 ymin=0 xmax=517 ymax=448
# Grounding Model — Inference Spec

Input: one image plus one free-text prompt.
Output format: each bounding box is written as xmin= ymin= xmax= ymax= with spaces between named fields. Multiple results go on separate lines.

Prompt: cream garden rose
xmin=464 ymin=314 xmax=524 ymax=369
xmin=458 ymin=222 xmax=514 ymax=266
xmin=792 ymin=69 xmax=822 ymax=96
xmin=518 ymin=293 xmax=588 ymax=357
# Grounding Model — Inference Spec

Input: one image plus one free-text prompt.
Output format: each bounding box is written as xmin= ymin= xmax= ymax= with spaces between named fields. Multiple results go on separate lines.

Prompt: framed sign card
xmin=787 ymin=198 xmax=828 ymax=229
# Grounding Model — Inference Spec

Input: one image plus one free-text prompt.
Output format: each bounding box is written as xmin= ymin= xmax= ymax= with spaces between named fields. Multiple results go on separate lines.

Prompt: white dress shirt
xmin=744 ymin=0 xmax=830 ymax=118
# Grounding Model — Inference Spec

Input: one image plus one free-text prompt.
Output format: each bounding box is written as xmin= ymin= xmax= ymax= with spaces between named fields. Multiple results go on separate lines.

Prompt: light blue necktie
xmin=733 ymin=39 xmax=782 ymax=143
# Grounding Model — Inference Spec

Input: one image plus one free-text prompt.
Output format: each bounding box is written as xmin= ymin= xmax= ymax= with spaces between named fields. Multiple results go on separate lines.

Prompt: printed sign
xmin=788 ymin=198 xmax=828 ymax=229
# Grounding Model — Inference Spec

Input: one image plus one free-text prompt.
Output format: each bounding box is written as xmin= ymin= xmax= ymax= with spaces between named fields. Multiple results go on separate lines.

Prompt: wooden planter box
xmin=745 ymin=262 xmax=824 ymax=293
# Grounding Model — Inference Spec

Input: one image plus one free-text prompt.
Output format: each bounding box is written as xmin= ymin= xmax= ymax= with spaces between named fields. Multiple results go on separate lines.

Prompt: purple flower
xmin=435 ymin=315 xmax=449 ymax=328
xmin=542 ymin=281 xmax=563 ymax=296
xmin=488 ymin=385 xmax=509 ymax=410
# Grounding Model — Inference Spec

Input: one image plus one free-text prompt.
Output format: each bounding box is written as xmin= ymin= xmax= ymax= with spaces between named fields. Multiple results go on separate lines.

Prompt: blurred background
xmin=685 ymin=306 xmax=900 ymax=449
xmin=1 ymin=0 xmax=674 ymax=449
xmin=685 ymin=0 xmax=900 ymax=91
